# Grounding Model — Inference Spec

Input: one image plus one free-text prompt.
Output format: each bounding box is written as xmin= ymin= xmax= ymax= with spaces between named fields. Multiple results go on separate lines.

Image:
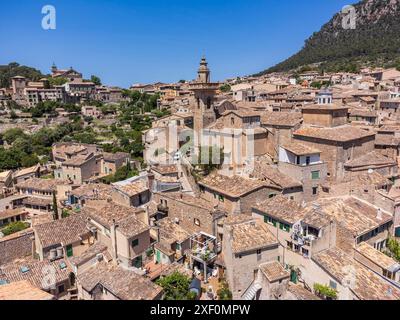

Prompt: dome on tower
xmin=198 ymin=56 xmax=209 ymax=72
xmin=196 ymin=56 xmax=211 ymax=83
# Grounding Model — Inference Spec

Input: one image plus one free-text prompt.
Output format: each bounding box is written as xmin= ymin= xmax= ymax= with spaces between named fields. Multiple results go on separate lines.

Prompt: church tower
xmin=190 ymin=57 xmax=218 ymax=145
xmin=197 ymin=56 xmax=211 ymax=83
xmin=51 ymin=62 xmax=57 ymax=74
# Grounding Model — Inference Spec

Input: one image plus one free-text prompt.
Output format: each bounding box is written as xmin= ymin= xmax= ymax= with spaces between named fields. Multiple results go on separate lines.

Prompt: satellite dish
xmin=368 ymin=169 xmax=374 ymax=174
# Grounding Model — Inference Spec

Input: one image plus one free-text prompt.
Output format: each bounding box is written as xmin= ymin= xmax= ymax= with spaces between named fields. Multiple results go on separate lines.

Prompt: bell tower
xmin=197 ymin=56 xmax=211 ymax=83
xmin=51 ymin=62 xmax=57 ymax=74
xmin=190 ymin=57 xmax=218 ymax=144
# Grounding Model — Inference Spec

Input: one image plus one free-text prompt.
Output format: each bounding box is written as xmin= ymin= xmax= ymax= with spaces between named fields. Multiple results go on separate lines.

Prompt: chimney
xmin=376 ymin=209 xmax=382 ymax=221
xmin=147 ymin=173 xmax=155 ymax=192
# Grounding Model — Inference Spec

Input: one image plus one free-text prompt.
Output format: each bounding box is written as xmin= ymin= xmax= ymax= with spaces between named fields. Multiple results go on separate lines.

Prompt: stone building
xmin=354 ymin=242 xmax=400 ymax=283
xmin=76 ymin=261 xmax=163 ymax=300
xmin=252 ymin=195 xmax=336 ymax=261
xmin=151 ymin=192 xmax=226 ymax=237
xmin=33 ymin=213 xmax=94 ymax=261
xmin=309 ymin=248 xmax=400 ymax=300
xmin=278 ymin=142 xmax=327 ymax=201
xmin=250 ymin=158 xmax=304 ymax=202
xmin=198 ymin=173 xmax=280 ymax=215
xmin=261 ymin=111 xmax=303 ymax=160
xmin=222 ymin=217 xmax=279 ymax=300
xmin=293 ymin=126 xmax=376 ymax=182
xmin=82 ymin=201 xmax=151 ymax=268
xmin=301 ymin=104 xmax=348 ymax=128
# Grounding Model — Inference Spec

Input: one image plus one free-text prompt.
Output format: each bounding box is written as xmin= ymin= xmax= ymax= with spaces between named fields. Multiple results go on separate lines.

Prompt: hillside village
xmin=1 ymin=57 xmax=400 ymax=300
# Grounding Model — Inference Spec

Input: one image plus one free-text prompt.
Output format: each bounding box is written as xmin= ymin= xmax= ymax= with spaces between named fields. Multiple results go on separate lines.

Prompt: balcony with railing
xmin=190 ymin=232 xmax=218 ymax=264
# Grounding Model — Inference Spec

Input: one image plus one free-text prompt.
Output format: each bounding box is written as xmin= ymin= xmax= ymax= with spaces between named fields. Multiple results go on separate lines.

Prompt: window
xmin=311 ymin=171 xmax=320 ymax=180
xmin=176 ymin=243 xmax=181 ymax=251
xmin=66 ymin=245 xmax=73 ymax=257
xmin=58 ymin=284 xmax=65 ymax=294
xmin=279 ymin=222 xmax=290 ymax=232
xmin=194 ymin=218 xmax=201 ymax=226
xmin=132 ymin=239 xmax=139 ymax=247
xmin=312 ymin=187 xmax=318 ymax=195
xmin=218 ymin=195 xmax=225 ymax=202
xmin=264 ymin=215 xmax=276 ymax=227
xmin=307 ymin=226 xmax=319 ymax=237
xmin=306 ymin=156 xmax=311 ymax=165
xmin=329 ymin=280 xmax=337 ymax=290
xmin=231 ymin=117 xmax=235 ymax=125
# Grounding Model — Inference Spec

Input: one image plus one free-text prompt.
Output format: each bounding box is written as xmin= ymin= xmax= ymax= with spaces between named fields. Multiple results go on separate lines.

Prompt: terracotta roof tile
xmin=313 ymin=248 xmax=400 ymax=300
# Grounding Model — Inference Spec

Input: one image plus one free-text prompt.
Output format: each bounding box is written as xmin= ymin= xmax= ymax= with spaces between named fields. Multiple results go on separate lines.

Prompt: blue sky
xmin=0 ymin=0 xmax=352 ymax=87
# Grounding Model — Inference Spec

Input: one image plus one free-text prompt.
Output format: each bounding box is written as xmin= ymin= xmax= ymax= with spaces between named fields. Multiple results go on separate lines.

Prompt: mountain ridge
xmin=256 ymin=0 xmax=400 ymax=75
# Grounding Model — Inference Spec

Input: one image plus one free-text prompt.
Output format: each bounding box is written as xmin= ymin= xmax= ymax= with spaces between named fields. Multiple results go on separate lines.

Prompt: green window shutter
xmin=132 ymin=238 xmax=139 ymax=247
xmin=311 ymin=171 xmax=320 ymax=180
xmin=264 ymin=215 xmax=269 ymax=224
xmin=133 ymin=255 xmax=142 ymax=268
xmin=66 ymin=245 xmax=73 ymax=257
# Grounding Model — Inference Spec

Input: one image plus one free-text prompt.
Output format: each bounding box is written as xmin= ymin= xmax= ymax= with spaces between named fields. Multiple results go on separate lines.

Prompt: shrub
xmin=217 ymin=280 xmax=232 ymax=300
xmin=1 ymin=221 xmax=30 ymax=236
xmin=313 ymin=283 xmax=338 ymax=300
xmin=156 ymin=272 xmax=196 ymax=300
